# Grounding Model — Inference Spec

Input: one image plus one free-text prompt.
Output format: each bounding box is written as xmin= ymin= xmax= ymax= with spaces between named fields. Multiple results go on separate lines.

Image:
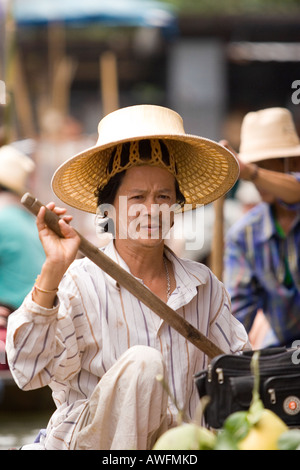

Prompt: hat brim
xmin=240 ymin=145 xmax=300 ymax=164
xmin=51 ymin=134 xmax=239 ymax=213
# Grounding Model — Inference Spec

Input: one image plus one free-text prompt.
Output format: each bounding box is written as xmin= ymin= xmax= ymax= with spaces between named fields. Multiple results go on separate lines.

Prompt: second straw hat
xmin=52 ymin=104 xmax=239 ymax=213
xmin=239 ymin=107 xmax=300 ymax=164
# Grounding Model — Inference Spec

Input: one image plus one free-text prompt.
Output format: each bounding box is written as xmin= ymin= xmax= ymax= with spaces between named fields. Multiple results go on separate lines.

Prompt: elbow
xmin=7 ymin=367 xmax=31 ymax=391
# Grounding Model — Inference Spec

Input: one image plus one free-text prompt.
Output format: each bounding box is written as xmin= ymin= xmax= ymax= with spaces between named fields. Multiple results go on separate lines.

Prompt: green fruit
xmin=153 ymin=423 xmax=216 ymax=450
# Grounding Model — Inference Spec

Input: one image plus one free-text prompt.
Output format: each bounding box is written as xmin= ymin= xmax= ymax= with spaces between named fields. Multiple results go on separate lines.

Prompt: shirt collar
xmin=164 ymin=245 xmax=208 ymax=309
xmin=101 ymin=240 xmax=207 ymax=308
xmin=101 ymin=240 xmax=132 ymax=288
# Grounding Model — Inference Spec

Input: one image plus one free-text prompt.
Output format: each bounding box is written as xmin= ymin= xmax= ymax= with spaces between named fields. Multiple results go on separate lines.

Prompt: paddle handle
xmin=21 ymin=193 xmax=224 ymax=359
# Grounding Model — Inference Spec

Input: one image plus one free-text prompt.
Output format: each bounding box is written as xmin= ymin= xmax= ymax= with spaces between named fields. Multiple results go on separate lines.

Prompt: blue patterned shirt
xmin=224 ymin=176 xmax=300 ymax=347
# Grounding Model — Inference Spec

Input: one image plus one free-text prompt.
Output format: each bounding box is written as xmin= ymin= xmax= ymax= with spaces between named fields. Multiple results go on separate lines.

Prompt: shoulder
xmin=66 ymin=256 xmax=100 ymax=279
xmin=167 ymin=246 xmax=211 ymax=283
xmin=181 ymin=258 xmax=230 ymax=311
xmin=175 ymin=254 xmax=208 ymax=273
xmin=170 ymin=250 xmax=223 ymax=293
xmin=0 ymin=205 xmax=36 ymax=228
xmin=59 ymin=256 xmax=101 ymax=292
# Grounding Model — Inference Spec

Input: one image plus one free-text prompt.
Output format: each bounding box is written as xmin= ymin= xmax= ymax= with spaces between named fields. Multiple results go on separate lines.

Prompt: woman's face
xmin=112 ymin=165 xmax=178 ymax=247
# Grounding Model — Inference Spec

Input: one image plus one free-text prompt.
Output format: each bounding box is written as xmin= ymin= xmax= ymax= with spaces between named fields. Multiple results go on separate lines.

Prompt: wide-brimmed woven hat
xmin=52 ymin=105 xmax=239 ymax=213
xmin=0 ymin=144 xmax=35 ymax=195
xmin=239 ymin=107 xmax=300 ymax=164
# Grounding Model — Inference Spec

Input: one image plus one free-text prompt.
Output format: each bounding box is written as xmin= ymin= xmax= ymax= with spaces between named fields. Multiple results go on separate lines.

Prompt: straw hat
xmin=239 ymin=107 xmax=300 ymax=164
xmin=0 ymin=144 xmax=35 ymax=195
xmin=52 ymin=104 xmax=239 ymax=213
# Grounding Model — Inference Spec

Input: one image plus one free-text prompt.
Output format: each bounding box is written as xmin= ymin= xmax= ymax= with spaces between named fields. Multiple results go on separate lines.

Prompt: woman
xmin=6 ymin=105 xmax=250 ymax=450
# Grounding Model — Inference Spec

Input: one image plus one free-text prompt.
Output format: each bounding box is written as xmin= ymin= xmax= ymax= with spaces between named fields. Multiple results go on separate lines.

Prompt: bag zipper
xmin=265 ymin=374 xmax=300 ymax=405
xmin=208 ymin=363 xmax=298 ymax=384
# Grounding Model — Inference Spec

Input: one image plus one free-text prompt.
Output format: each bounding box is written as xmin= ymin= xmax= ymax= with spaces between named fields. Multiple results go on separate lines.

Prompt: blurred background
xmin=1 ymin=0 xmax=300 ymax=235
xmin=1 ymin=0 xmax=300 ymax=221
xmin=1 ymin=0 xmax=300 ymax=222
xmin=0 ymin=0 xmax=300 ymax=448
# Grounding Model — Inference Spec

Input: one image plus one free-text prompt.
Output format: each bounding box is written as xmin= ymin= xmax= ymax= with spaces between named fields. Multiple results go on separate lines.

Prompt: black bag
xmin=194 ymin=348 xmax=300 ymax=429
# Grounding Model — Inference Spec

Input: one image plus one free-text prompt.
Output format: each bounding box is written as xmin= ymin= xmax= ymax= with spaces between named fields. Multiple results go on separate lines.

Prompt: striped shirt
xmin=224 ymin=193 xmax=300 ymax=347
xmin=6 ymin=241 xmax=249 ymax=450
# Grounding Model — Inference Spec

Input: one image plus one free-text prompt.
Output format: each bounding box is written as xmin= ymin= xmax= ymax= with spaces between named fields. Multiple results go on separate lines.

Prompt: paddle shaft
xmin=21 ymin=193 xmax=224 ymax=359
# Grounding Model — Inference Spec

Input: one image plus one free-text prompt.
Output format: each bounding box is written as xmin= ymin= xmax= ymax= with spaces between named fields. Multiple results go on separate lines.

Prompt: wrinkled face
xmin=113 ymin=165 xmax=178 ymax=247
xmin=256 ymin=156 xmax=300 ymax=203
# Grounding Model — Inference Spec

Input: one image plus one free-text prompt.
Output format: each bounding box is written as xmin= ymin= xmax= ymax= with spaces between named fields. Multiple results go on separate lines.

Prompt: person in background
xmin=0 ymin=144 xmax=45 ymax=370
xmin=222 ymin=107 xmax=300 ymax=348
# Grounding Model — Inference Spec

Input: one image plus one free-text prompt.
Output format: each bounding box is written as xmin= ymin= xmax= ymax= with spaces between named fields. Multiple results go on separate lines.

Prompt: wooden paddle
xmin=21 ymin=192 xmax=224 ymax=359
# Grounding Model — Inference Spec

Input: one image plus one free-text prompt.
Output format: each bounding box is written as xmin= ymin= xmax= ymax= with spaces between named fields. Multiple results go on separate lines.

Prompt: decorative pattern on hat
xmin=106 ymin=139 xmax=177 ymax=183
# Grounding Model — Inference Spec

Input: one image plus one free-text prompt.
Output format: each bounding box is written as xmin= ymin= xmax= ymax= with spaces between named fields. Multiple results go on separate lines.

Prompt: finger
xmin=46 ymin=202 xmax=69 ymax=214
xmin=46 ymin=202 xmax=56 ymax=211
xmin=220 ymin=139 xmax=238 ymax=157
xmin=62 ymin=215 xmax=73 ymax=224
xmin=220 ymin=139 xmax=232 ymax=151
xmin=37 ymin=204 xmax=73 ymax=234
xmin=36 ymin=206 xmax=47 ymax=232
xmin=58 ymin=218 xmax=77 ymax=239
xmin=53 ymin=207 xmax=68 ymax=215
xmin=46 ymin=203 xmax=68 ymax=216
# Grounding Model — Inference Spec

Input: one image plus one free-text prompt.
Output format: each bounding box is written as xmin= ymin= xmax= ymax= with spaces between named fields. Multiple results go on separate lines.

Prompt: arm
xmin=6 ymin=281 xmax=83 ymax=390
xmin=251 ymin=167 xmax=300 ymax=205
xmin=207 ymin=274 xmax=251 ymax=354
xmin=220 ymin=140 xmax=300 ymax=205
xmin=6 ymin=202 xmax=82 ymax=389
xmin=32 ymin=203 xmax=81 ymax=308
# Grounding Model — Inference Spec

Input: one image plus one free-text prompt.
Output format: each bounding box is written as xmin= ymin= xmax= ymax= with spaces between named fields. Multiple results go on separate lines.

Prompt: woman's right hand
xmin=37 ymin=202 xmax=81 ymax=275
xmin=33 ymin=202 xmax=81 ymax=308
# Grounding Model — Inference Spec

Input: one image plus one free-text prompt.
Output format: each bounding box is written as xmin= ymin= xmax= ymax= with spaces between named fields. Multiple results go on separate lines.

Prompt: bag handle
xmin=243 ymin=347 xmax=287 ymax=357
